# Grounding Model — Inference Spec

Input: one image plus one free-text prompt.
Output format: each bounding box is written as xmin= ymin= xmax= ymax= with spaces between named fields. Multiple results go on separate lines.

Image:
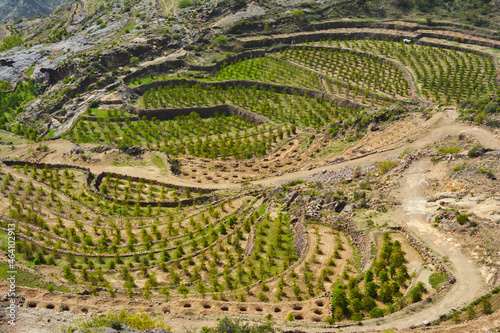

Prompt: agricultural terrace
xmin=312 ymin=39 xmax=498 ymax=103
xmin=96 ymin=172 xmax=209 ymax=203
xmin=0 ymin=154 xmax=433 ymax=322
xmin=137 ymin=83 xmax=356 ymax=128
xmin=209 ymin=56 xmax=323 ymax=91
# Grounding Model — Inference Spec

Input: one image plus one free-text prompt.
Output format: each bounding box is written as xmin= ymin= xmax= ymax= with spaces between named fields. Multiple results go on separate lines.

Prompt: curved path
xmin=344 ymin=159 xmax=485 ymax=331
xmin=271 ymin=109 xmax=497 ymax=331
xmin=254 ymin=109 xmax=499 ymax=186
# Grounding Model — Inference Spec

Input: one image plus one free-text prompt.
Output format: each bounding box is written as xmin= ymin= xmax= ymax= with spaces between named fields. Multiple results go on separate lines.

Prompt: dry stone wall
xmin=92 ymin=171 xmax=215 ymax=207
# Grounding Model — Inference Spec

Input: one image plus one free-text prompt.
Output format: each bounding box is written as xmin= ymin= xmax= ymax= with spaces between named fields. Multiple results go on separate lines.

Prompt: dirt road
xmin=253 ymin=110 xmax=499 ymax=186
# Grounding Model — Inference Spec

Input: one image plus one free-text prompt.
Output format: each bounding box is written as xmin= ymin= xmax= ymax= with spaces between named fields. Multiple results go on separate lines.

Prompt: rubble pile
xmin=306 ymin=165 xmax=375 ymax=184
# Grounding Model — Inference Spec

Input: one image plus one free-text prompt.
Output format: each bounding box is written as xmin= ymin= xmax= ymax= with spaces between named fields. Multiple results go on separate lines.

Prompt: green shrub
xmin=0 ymin=35 xmax=23 ymax=52
xmin=179 ymin=0 xmax=193 ymax=8
xmin=369 ymin=307 xmax=385 ymax=318
xmin=69 ymin=310 xmax=169 ymax=331
xmin=481 ymin=297 xmax=492 ymax=314
xmin=351 ymin=312 xmax=364 ymax=322
xmin=437 ymin=147 xmax=460 ymax=154
xmin=399 ymin=147 xmax=415 ymax=159
xmin=478 ymin=168 xmax=495 ymax=179
xmin=257 ymin=292 xmax=269 ymax=302
xmin=214 ymin=35 xmax=227 ymax=44
xmin=456 ymin=213 xmax=469 ymax=225
xmin=468 ymin=144 xmax=485 ymax=158
xmin=201 ymin=317 xmax=278 ymax=332
xmin=286 ymin=312 xmax=294 ymax=321
xmin=130 ymin=57 xmax=139 ymax=66
xmin=429 ymin=272 xmax=446 ymax=290
xmin=376 ymin=160 xmax=398 ymax=174
xmin=289 ymin=10 xmax=305 ymax=20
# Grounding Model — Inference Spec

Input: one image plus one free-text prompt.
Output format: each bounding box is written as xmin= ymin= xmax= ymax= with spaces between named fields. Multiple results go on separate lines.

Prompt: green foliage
xmin=459 ymin=93 xmax=500 ymax=127
xmin=409 ymin=282 xmax=426 ymax=303
xmin=399 ymin=147 xmax=415 ymax=159
xmin=289 ymin=10 xmax=305 ymax=20
xmin=0 ymin=80 xmax=44 ymax=140
xmin=481 ymin=297 xmax=492 ymax=315
xmin=467 ymin=143 xmax=486 ymax=157
xmin=324 ymin=39 xmax=497 ymax=103
xmin=214 ymin=36 xmax=227 ymax=44
xmin=0 ymin=80 xmax=12 ymax=91
xmin=478 ymin=167 xmax=495 ymax=179
xmin=369 ymin=307 xmax=385 ymax=318
xmin=0 ymin=35 xmax=23 ymax=52
xmin=66 ymin=309 xmax=168 ymax=331
xmin=429 ymin=272 xmax=446 ymax=290
xmin=201 ymin=317 xmax=278 ymax=333
xmin=466 ymin=305 xmax=476 ymax=320
xmin=456 ymin=213 xmax=469 ymax=225
xmin=376 ymin=160 xmax=397 ymax=175
xmin=130 ymin=57 xmax=139 ymax=66
xmin=331 ymin=287 xmax=349 ymax=312
xmin=0 ymin=260 xmax=68 ymax=292
xmin=212 ymin=56 xmax=323 ymax=91
xmin=437 ymin=147 xmax=460 ymax=154
xmin=179 ymin=0 xmax=193 ymax=8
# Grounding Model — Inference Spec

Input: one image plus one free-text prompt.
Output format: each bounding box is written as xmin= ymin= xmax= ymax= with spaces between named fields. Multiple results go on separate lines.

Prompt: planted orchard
xmin=97 ymin=172 xmax=208 ymax=203
xmin=139 ymin=83 xmax=358 ymax=129
xmin=210 ymin=56 xmax=323 ymax=91
xmin=313 ymin=38 xmax=497 ymax=104
xmin=278 ymin=46 xmax=411 ymax=99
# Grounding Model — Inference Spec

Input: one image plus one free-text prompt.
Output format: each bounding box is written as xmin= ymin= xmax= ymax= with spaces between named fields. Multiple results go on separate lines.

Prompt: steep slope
xmin=0 ymin=0 xmax=69 ymax=22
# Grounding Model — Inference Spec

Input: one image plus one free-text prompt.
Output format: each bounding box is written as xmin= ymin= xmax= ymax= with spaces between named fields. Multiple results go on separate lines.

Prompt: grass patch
xmin=437 ymin=147 xmax=461 ymax=154
xmin=0 ymin=260 xmax=71 ymax=292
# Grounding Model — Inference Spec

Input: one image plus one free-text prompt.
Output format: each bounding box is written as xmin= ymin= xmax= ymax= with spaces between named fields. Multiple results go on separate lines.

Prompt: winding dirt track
xmin=254 ymin=110 xmax=499 ymax=186
xmin=266 ymin=110 xmax=499 ymax=331
xmin=339 ymin=159 xmax=485 ymax=331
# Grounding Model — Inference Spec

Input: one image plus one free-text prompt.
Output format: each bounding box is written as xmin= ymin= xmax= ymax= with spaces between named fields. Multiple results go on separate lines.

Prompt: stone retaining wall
xmin=127 ymin=103 xmax=269 ymax=125
xmin=331 ymin=217 xmax=372 ymax=269
xmin=91 ymin=171 xmax=214 ymax=208
xmin=122 ymin=60 xmax=186 ymax=83
xmin=241 ymin=31 xmax=413 ymax=49
xmin=294 ymin=209 xmax=309 ymax=258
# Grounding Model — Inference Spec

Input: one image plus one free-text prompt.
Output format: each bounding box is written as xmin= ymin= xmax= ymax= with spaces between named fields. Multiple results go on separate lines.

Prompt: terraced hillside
xmin=1 ymin=15 xmax=500 ymax=333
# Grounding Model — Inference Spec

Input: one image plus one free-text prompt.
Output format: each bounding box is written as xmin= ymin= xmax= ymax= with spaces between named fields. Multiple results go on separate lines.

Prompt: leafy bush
xmin=437 ymin=147 xmax=460 ymax=154
xmin=481 ymin=297 xmax=493 ymax=314
xmin=456 ymin=213 xmax=469 ymax=225
xmin=179 ymin=0 xmax=193 ymax=8
xmin=399 ymin=147 xmax=415 ymax=159
xmin=468 ymin=143 xmax=486 ymax=157
xmin=214 ymin=35 xmax=227 ymax=44
xmin=369 ymin=307 xmax=385 ymax=318
xmin=0 ymin=35 xmax=23 ymax=52
xmin=289 ymin=10 xmax=305 ymax=20
xmin=429 ymin=272 xmax=446 ymax=290
xmin=478 ymin=168 xmax=495 ymax=179
xmin=65 ymin=310 xmax=168 ymax=331
xmin=201 ymin=317 xmax=278 ymax=333
xmin=376 ymin=160 xmax=398 ymax=174
xmin=129 ymin=57 xmax=139 ymax=66
xmin=0 ymin=80 xmax=12 ymax=91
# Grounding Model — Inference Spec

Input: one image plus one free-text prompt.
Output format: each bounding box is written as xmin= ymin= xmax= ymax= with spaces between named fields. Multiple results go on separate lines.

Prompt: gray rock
xmin=342 ymin=204 xmax=352 ymax=213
